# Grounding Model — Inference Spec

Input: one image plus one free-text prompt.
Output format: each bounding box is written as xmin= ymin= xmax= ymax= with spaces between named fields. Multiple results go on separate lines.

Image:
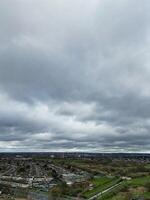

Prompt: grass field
xmin=97 ymin=181 xmax=127 ymax=200
xmin=102 ymin=176 xmax=150 ymax=200
xmin=128 ymin=176 xmax=150 ymax=186
xmin=83 ymin=176 xmax=120 ymax=198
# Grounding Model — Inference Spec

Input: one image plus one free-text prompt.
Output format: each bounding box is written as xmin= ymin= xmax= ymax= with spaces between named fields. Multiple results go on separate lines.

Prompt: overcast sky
xmin=0 ymin=0 xmax=150 ymax=152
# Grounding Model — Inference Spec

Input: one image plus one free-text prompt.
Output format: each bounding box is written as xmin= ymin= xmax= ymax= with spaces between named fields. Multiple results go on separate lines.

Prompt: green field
xmin=83 ymin=176 xmax=120 ymax=198
xmin=102 ymin=176 xmax=150 ymax=200
xmin=98 ymin=182 xmax=127 ymax=200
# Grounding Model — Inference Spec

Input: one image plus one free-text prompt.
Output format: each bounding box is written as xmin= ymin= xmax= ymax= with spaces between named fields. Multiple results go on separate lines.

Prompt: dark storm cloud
xmin=0 ymin=0 xmax=150 ymax=152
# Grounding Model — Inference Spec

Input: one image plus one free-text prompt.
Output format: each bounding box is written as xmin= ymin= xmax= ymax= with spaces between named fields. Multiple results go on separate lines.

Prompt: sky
xmin=0 ymin=0 xmax=150 ymax=152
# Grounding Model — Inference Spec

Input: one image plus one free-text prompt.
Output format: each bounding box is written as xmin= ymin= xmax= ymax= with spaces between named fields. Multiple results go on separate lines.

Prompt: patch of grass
xmin=145 ymin=164 xmax=150 ymax=169
xmin=143 ymin=191 xmax=150 ymax=199
xmin=102 ymin=177 xmax=150 ymax=200
xmin=128 ymin=176 xmax=150 ymax=187
xmin=83 ymin=177 xmax=120 ymax=198
xmin=98 ymin=181 xmax=127 ymax=200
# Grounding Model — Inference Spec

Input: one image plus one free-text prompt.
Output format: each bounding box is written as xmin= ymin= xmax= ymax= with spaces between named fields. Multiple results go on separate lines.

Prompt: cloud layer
xmin=0 ymin=0 xmax=150 ymax=152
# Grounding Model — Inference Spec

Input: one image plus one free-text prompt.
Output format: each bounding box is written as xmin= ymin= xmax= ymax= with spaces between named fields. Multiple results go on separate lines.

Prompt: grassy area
xmin=128 ymin=176 xmax=150 ymax=187
xmin=82 ymin=177 xmax=121 ymax=198
xmin=97 ymin=181 xmax=127 ymax=200
xmin=143 ymin=192 xmax=150 ymax=199
xmin=102 ymin=176 xmax=150 ymax=200
xmin=145 ymin=164 xmax=150 ymax=169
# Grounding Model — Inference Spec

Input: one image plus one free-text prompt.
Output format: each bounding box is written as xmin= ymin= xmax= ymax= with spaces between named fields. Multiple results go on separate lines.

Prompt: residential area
xmin=0 ymin=153 xmax=149 ymax=200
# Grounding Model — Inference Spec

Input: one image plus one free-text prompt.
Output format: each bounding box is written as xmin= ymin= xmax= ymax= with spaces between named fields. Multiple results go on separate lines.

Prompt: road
xmin=28 ymin=192 xmax=49 ymax=200
xmin=88 ymin=181 xmax=122 ymax=200
xmin=0 ymin=165 xmax=16 ymax=177
xmin=34 ymin=164 xmax=41 ymax=177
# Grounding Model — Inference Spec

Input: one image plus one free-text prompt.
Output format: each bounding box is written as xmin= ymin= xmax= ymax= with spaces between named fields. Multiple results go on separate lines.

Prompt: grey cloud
xmin=0 ymin=0 xmax=150 ymax=152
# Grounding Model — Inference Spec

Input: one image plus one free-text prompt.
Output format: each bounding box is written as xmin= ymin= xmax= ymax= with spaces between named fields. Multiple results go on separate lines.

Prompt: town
xmin=0 ymin=153 xmax=149 ymax=200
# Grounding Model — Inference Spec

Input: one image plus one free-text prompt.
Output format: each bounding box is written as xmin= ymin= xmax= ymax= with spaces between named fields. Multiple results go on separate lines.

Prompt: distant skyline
xmin=0 ymin=0 xmax=150 ymax=152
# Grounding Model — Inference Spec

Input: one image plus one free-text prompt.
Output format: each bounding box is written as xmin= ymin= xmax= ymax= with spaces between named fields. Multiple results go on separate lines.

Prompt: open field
xmin=83 ymin=177 xmax=120 ymax=198
xmin=101 ymin=176 xmax=150 ymax=200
